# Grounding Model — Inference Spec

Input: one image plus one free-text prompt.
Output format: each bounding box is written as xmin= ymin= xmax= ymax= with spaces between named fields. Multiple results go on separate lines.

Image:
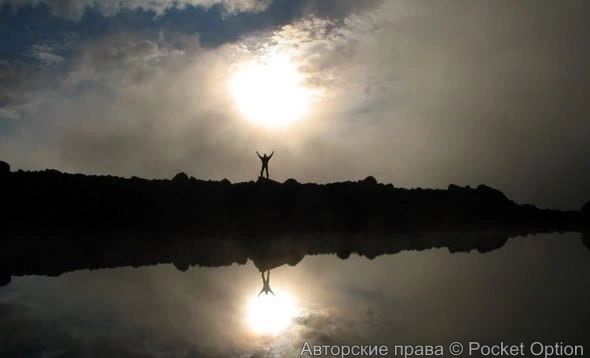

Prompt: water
xmin=1 ymin=233 xmax=589 ymax=357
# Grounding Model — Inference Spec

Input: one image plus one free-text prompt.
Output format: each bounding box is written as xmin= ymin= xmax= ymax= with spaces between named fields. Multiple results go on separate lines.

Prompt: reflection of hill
xmin=1 ymin=167 xmax=589 ymax=286
xmin=0 ymin=231 xmax=588 ymax=287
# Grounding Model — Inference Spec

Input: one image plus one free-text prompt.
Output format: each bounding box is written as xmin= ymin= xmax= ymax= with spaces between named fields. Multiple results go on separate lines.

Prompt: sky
xmin=1 ymin=0 xmax=589 ymax=209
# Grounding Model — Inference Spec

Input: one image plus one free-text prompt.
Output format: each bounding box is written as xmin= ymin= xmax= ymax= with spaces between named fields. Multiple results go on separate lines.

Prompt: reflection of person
xmin=258 ymin=270 xmax=275 ymax=296
xmin=256 ymin=151 xmax=274 ymax=179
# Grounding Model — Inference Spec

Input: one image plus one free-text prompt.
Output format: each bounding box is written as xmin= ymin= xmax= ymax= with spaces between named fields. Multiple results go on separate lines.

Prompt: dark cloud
xmin=0 ymin=0 xmax=273 ymax=20
xmin=0 ymin=62 xmax=31 ymax=107
xmin=0 ymin=61 xmax=62 ymax=108
xmin=295 ymin=0 xmax=383 ymax=20
xmin=0 ymin=0 xmax=381 ymax=24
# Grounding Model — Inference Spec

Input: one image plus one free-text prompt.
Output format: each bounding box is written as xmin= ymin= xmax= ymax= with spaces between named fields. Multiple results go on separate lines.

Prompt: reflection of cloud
xmin=0 ymin=260 xmax=392 ymax=358
xmin=0 ymin=107 xmax=19 ymax=120
xmin=0 ymin=268 xmax=384 ymax=357
xmin=2 ymin=234 xmax=589 ymax=356
xmin=0 ymin=265 xmax=260 ymax=357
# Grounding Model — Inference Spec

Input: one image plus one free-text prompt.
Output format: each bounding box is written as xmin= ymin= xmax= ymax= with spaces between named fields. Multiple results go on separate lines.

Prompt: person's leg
xmin=265 ymin=166 xmax=269 ymax=179
xmin=260 ymin=165 xmax=264 ymax=178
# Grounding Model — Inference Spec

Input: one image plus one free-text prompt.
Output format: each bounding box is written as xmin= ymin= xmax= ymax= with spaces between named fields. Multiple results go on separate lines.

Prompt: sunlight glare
xmin=245 ymin=290 xmax=298 ymax=335
xmin=229 ymin=53 xmax=313 ymax=128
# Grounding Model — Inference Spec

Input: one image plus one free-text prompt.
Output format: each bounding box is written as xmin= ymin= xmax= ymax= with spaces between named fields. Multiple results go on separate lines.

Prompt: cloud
xmin=30 ymin=44 xmax=65 ymax=65
xmin=264 ymin=1 xmax=590 ymax=209
xmin=0 ymin=19 xmax=359 ymax=178
xmin=68 ymin=34 xmax=173 ymax=82
xmin=1 ymin=1 xmax=590 ymax=209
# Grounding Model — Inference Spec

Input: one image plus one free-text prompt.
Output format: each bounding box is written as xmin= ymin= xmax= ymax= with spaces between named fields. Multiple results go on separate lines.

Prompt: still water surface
xmin=1 ymin=233 xmax=589 ymax=357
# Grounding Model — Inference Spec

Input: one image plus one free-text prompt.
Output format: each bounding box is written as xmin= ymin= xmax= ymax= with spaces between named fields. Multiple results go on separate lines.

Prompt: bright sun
xmin=245 ymin=290 xmax=298 ymax=335
xmin=229 ymin=53 xmax=313 ymax=128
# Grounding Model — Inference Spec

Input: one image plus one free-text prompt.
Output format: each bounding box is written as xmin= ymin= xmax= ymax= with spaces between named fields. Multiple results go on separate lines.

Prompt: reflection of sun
xmin=245 ymin=290 xmax=298 ymax=335
xmin=229 ymin=53 xmax=314 ymax=128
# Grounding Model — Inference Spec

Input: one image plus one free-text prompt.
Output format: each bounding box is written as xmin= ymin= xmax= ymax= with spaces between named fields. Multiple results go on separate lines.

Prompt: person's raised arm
xmin=256 ymin=151 xmax=262 ymax=159
xmin=269 ymin=150 xmax=275 ymax=159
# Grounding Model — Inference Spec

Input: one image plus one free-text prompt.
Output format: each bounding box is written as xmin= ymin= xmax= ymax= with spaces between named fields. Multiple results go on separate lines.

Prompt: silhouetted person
xmin=256 ymin=151 xmax=274 ymax=179
xmin=258 ymin=270 xmax=274 ymax=296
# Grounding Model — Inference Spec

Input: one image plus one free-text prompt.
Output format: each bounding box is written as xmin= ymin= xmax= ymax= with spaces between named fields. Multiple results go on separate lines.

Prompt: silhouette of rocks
xmin=172 ymin=172 xmax=189 ymax=183
xmin=582 ymin=201 xmax=590 ymax=225
xmin=0 ymin=168 xmax=586 ymax=237
xmin=0 ymin=274 xmax=10 ymax=286
xmin=0 ymin=160 xmax=9 ymax=175
xmin=257 ymin=176 xmax=280 ymax=185
xmin=284 ymin=178 xmax=299 ymax=186
xmin=448 ymin=184 xmax=468 ymax=192
xmin=0 ymin=168 xmax=587 ymax=286
xmin=361 ymin=176 xmax=378 ymax=185
xmin=476 ymin=184 xmax=508 ymax=202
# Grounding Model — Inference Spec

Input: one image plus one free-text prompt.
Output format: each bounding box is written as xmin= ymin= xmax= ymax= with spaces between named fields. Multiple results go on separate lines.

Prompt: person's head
xmin=263 ymin=154 xmax=268 ymax=158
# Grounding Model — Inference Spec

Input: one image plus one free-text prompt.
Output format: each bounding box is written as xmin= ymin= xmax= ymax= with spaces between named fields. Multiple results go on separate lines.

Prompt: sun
xmin=229 ymin=53 xmax=314 ymax=128
xmin=245 ymin=290 xmax=298 ymax=335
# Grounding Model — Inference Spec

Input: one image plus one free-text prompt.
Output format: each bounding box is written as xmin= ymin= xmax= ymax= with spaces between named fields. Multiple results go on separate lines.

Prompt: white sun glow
xmin=229 ymin=53 xmax=314 ymax=128
xmin=245 ymin=290 xmax=298 ymax=335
